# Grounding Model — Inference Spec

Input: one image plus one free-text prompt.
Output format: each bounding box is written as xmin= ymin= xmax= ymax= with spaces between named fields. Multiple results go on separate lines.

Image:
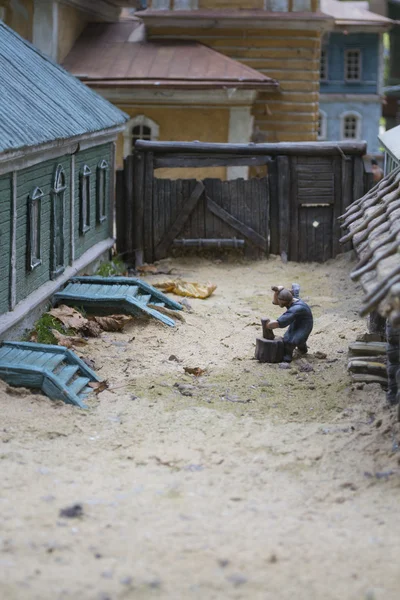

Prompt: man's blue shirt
xmin=277 ymin=299 xmax=313 ymax=346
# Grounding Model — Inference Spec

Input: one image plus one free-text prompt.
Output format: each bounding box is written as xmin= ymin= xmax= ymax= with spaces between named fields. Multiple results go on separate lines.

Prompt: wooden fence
xmin=116 ymin=140 xmax=367 ymax=265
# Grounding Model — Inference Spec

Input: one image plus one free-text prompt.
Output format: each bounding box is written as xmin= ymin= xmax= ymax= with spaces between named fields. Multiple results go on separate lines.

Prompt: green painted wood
xmin=137 ymin=294 xmax=151 ymax=305
xmin=69 ymin=376 xmax=90 ymax=396
xmin=0 ymin=173 xmax=11 ymax=313
xmin=57 ymin=365 xmax=79 ymax=384
xmin=2 ymin=341 xmax=100 ymax=381
xmin=74 ymin=144 xmax=112 ymax=261
xmin=0 ymin=348 xmax=25 ymax=363
xmin=70 ymin=276 xmax=183 ymax=311
xmin=43 ymin=354 xmax=66 ymax=371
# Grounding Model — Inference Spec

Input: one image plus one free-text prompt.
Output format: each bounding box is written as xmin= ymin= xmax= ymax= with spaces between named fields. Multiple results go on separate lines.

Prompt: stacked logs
xmin=348 ymin=339 xmax=387 ymax=387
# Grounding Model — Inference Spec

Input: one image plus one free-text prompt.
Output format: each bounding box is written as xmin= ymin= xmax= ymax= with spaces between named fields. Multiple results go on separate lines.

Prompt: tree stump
xmin=255 ymin=336 xmax=284 ymax=363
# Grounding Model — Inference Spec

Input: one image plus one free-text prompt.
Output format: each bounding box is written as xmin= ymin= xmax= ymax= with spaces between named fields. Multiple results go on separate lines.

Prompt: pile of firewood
xmin=348 ymin=335 xmax=387 ymax=388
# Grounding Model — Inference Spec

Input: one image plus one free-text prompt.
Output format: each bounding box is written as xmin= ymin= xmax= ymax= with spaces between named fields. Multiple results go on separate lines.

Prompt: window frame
xmin=96 ymin=159 xmax=108 ymax=224
xmin=320 ymin=48 xmax=328 ymax=82
xmin=317 ymin=110 xmax=327 ymax=141
xmin=123 ymin=115 xmax=160 ymax=157
xmin=344 ymin=48 xmax=362 ymax=83
xmin=80 ymin=164 xmax=91 ymax=235
xmin=340 ymin=111 xmax=362 ymax=141
xmin=51 ymin=165 xmax=66 ymax=279
xmin=28 ymin=187 xmax=43 ymax=271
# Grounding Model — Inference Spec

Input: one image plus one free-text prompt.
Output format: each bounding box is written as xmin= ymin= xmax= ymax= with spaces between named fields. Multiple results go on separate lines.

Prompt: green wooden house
xmin=0 ymin=21 xmax=128 ymax=339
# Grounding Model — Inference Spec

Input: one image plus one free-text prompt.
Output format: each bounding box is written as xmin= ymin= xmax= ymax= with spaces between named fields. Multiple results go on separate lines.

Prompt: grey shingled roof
xmin=339 ymin=169 xmax=400 ymax=325
xmin=0 ymin=21 xmax=128 ymax=155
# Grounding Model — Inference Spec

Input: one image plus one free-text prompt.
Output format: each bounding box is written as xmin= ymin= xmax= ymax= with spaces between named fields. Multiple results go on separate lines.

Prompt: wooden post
xmin=332 ymin=156 xmax=342 ymax=257
xmin=268 ymin=158 xmax=279 ymax=255
xmin=277 ymin=155 xmax=290 ymax=260
xmin=143 ymin=151 xmax=154 ymax=264
xmin=123 ymin=154 xmax=135 ymax=265
xmin=115 ymin=168 xmax=125 ymax=257
xmin=133 ymin=151 xmax=145 ymax=266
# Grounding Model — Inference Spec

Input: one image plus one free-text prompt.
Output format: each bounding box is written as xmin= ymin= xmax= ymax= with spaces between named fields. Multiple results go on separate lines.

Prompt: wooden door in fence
xmin=150 ymin=177 xmax=269 ymax=262
xmin=289 ymin=156 xmax=342 ymax=262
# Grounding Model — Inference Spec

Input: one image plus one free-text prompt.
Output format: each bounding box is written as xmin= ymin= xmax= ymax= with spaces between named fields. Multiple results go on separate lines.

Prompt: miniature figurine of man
xmin=266 ymin=285 xmax=313 ymax=363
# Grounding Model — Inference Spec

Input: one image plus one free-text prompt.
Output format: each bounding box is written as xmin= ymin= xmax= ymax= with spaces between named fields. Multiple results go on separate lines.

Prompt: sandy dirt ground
xmin=1 ymin=253 xmax=400 ymax=600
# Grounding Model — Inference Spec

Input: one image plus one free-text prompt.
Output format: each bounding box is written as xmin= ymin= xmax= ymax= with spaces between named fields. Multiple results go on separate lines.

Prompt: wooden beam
xmin=135 ymin=140 xmax=367 ymax=157
xmin=153 ymin=155 xmax=271 ymax=169
xmin=206 ymin=196 xmax=267 ymax=250
xmin=154 ymin=181 xmax=205 ymax=261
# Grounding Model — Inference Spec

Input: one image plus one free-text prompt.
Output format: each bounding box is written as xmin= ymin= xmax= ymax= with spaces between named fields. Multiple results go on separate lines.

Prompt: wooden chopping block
xmin=255 ymin=336 xmax=284 ymax=363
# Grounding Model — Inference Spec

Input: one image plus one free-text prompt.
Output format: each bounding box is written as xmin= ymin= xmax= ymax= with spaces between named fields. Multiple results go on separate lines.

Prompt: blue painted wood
xmin=55 ymin=293 xmax=176 ymax=327
xmin=0 ymin=348 xmax=25 ymax=363
xmin=40 ymin=354 xmax=66 ymax=371
xmin=0 ymin=341 xmax=101 ymax=407
xmin=2 ymin=342 xmax=101 ymax=382
xmin=138 ymin=294 xmax=151 ymax=305
xmin=57 ymin=365 xmax=80 ymax=384
xmin=321 ymin=32 xmax=379 ymax=95
xmin=69 ymin=276 xmax=183 ymax=311
xmin=69 ymin=377 xmax=90 ymax=396
xmin=55 ymin=276 xmax=182 ymax=326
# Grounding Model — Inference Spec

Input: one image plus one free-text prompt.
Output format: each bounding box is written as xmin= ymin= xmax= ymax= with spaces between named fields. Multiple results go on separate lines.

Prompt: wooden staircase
xmin=54 ymin=276 xmax=183 ymax=327
xmin=0 ymin=341 xmax=101 ymax=408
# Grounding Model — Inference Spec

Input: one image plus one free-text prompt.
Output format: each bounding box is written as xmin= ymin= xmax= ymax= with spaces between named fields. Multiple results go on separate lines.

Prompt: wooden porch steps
xmin=54 ymin=276 xmax=183 ymax=327
xmin=0 ymin=341 xmax=101 ymax=408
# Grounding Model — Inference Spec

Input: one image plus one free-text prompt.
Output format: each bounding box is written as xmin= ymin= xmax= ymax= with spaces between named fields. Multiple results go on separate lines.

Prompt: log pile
xmin=348 ymin=341 xmax=387 ymax=387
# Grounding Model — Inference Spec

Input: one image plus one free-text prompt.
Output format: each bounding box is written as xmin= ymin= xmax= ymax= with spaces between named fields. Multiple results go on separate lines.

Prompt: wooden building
xmin=318 ymin=0 xmax=392 ymax=157
xmin=62 ymin=0 xmax=336 ymax=177
xmin=0 ymin=21 xmax=127 ymax=339
xmin=339 ymin=128 xmax=400 ymax=411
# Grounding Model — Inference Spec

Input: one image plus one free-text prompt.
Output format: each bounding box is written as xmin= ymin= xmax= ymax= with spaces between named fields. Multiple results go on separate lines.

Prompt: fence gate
xmin=151 ymin=177 xmax=269 ymax=262
xmin=116 ymin=140 xmax=368 ymax=265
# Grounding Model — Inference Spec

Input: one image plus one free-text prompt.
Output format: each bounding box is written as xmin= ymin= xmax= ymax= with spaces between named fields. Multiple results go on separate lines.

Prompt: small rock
xmin=227 ymin=574 xmax=247 ymax=587
xmin=59 ymin=504 xmax=83 ymax=519
xmin=269 ymin=553 xmax=278 ymax=564
xmin=180 ymin=298 xmax=193 ymax=312
xmin=299 ymin=363 xmax=314 ymax=373
xmin=218 ymin=559 xmax=230 ymax=568
xmin=168 ymin=355 xmax=180 ymax=362
xmin=314 ymin=351 xmax=327 ymax=360
xmin=279 ymin=362 xmax=291 ymax=369
xmin=338 ymin=334 xmax=346 ymax=339
xmin=120 ymin=576 xmax=133 ymax=586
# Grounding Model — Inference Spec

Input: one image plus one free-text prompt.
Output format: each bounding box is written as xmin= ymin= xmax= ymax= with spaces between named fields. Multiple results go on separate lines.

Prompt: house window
xmin=51 ymin=165 xmax=66 ymax=278
xmin=317 ymin=111 xmax=327 ymax=141
xmin=96 ymin=160 xmax=108 ymax=223
xmin=123 ymin=115 xmax=160 ymax=157
xmin=132 ymin=124 xmax=152 ymax=149
xmin=345 ymin=49 xmax=361 ymax=81
xmin=341 ymin=112 xmax=362 ymax=140
xmin=80 ymin=165 xmax=91 ymax=234
xmin=320 ymin=49 xmax=327 ymax=81
xmin=28 ymin=187 xmax=43 ymax=271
